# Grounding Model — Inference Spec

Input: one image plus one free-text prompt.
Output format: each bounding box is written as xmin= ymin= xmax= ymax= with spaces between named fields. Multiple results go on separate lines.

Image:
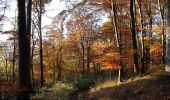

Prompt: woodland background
xmin=0 ymin=0 xmax=170 ymax=99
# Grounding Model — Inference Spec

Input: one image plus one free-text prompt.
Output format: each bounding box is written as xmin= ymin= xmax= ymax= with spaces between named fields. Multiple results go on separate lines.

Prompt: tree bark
xmin=58 ymin=48 xmax=62 ymax=81
xmin=158 ymin=0 xmax=165 ymax=64
xmin=5 ymin=59 xmax=8 ymax=81
xmin=17 ymin=0 xmax=31 ymax=99
xmin=12 ymin=39 xmax=16 ymax=82
xmin=165 ymin=0 xmax=170 ymax=72
xmin=130 ymin=0 xmax=139 ymax=75
xmin=87 ymin=45 xmax=90 ymax=78
xmin=31 ymin=24 xmax=35 ymax=90
xmin=81 ymin=42 xmax=85 ymax=78
xmin=38 ymin=0 xmax=44 ymax=87
xmin=110 ymin=0 xmax=123 ymax=83
xmin=137 ymin=0 xmax=145 ymax=74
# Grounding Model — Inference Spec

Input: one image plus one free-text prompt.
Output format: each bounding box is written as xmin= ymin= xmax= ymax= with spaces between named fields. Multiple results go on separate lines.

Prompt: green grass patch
xmin=31 ymin=78 xmax=95 ymax=99
xmin=31 ymin=82 xmax=75 ymax=100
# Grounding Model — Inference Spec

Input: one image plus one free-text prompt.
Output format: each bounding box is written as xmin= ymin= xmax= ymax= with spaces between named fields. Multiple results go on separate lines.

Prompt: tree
xmin=38 ymin=0 xmax=44 ymax=87
xmin=130 ymin=0 xmax=139 ymax=75
xmin=165 ymin=0 xmax=170 ymax=72
xmin=137 ymin=0 xmax=145 ymax=74
xmin=17 ymin=0 xmax=32 ymax=99
xmin=110 ymin=0 xmax=122 ymax=83
xmin=0 ymin=0 xmax=8 ymax=24
xmin=158 ymin=0 xmax=165 ymax=64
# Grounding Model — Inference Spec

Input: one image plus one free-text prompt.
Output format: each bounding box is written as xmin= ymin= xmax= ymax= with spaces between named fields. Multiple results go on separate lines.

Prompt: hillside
xmin=80 ymin=65 xmax=170 ymax=100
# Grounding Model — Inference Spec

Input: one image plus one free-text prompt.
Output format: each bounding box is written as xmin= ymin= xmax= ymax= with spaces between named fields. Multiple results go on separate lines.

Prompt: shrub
xmin=73 ymin=78 xmax=95 ymax=91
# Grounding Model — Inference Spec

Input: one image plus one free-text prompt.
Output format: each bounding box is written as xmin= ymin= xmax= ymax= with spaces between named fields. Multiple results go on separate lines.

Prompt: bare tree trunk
xmin=12 ymin=39 xmax=16 ymax=82
xmin=111 ymin=0 xmax=123 ymax=83
xmin=31 ymin=25 xmax=35 ymax=90
xmin=148 ymin=0 xmax=153 ymax=65
xmin=56 ymin=46 xmax=62 ymax=81
xmin=158 ymin=0 xmax=165 ymax=64
xmin=5 ymin=59 xmax=8 ymax=81
xmin=58 ymin=48 xmax=62 ymax=81
xmin=38 ymin=0 xmax=44 ymax=87
xmin=81 ymin=43 xmax=85 ymax=78
xmin=130 ymin=0 xmax=139 ymax=75
xmin=137 ymin=0 xmax=145 ymax=74
xmin=165 ymin=0 xmax=170 ymax=72
xmin=87 ymin=45 xmax=90 ymax=78
xmin=17 ymin=0 xmax=31 ymax=99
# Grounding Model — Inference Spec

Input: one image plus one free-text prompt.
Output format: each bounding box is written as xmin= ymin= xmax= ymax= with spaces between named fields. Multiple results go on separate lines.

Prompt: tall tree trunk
xmin=148 ymin=0 xmax=153 ymax=65
xmin=165 ymin=0 xmax=170 ymax=72
xmin=31 ymin=25 xmax=35 ymax=90
xmin=17 ymin=0 xmax=31 ymax=99
xmin=12 ymin=39 xmax=16 ymax=82
xmin=5 ymin=59 xmax=8 ymax=81
xmin=130 ymin=0 xmax=139 ymax=75
xmin=137 ymin=0 xmax=145 ymax=74
xmin=57 ymin=47 xmax=62 ymax=81
xmin=26 ymin=0 xmax=32 ymax=92
xmin=111 ymin=0 xmax=123 ymax=83
xmin=39 ymin=0 xmax=44 ymax=87
xmin=81 ymin=43 xmax=85 ymax=78
xmin=158 ymin=0 xmax=165 ymax=64
xmin=87 ymin=45 xmax=90 ymax=78
xmin=52 ymin=44 xmax=56 ymax=78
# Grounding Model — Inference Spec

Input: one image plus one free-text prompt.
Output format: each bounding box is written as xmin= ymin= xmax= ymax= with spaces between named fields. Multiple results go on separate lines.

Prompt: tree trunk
xmin=31 ymin=25 xmax=35 ymax=90
xmin=87 ymin=45 xmax=90 ymax=78
xmin=130 ymin=0 xmax=139 ymax=75
xmin=38 ymin=0 xmax=44 ymax=87
xmin=17 ymin=0 xmax=31 ymax=99
xmin=148 ymin=0 xmax=153 ymax=65
xmin=58 ymin=49 xmax=62 ymax=81
xmin=5 ymin=59 xmax=8 ymax=81
xmin=158 ymin=0 xmax=165 ymax=64
xmin=27 ymin=0 xmax=32 ymax=92
xmin=81 ymin=43 xmax=85 ymax=78
xmin=111 ymin=0 xmax=123 ymax=83
xmin=12 ymin=39 xmax=16 ymax=82
xmin=137 ymin=0 xmax=145 ymax=74
xmin=165 ymin=0 xmax=170 ymax=72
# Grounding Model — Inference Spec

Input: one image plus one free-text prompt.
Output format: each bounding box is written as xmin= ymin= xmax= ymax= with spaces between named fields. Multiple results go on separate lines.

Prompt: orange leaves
xmin=150 ymin=42 xmax=163 ymax=63
xmin=92 ymin=43 xmax=121 ymax=70
xmin=103 ymin=0 xmax=111 ymax=5
xmin=150 ymin=42 xmax=162 ymax=53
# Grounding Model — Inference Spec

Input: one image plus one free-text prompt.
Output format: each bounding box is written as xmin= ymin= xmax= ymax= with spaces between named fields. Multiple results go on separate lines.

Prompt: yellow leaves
xmin=152 ymin=25 xmax=162 ymax=35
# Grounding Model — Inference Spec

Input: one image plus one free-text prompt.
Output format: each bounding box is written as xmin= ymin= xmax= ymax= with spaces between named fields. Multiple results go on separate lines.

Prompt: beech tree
xmin=130 ymin=0 xmax=139 ymax=75
xmin=165 ymin=0 xmax=170 ymax=72
xmin=17 ymin=0 xmax=32 ymax=99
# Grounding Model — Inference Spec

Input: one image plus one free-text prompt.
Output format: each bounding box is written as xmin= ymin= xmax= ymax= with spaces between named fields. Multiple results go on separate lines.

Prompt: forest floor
xmin=1 ymin=65 xmax=170 ymax=100
xmin=32 ymin=64 xmax=170 ymax=100
xmin=79 ymin=65 xmax=170 ymax=100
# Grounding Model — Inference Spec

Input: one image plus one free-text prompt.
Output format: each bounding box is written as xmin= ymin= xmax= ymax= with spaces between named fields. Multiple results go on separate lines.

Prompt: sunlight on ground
xmin=90 ymin=75 xmax=151 ymax=94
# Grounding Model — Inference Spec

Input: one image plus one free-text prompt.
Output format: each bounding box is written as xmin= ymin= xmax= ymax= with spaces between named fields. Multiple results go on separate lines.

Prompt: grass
xmin=90 ymin=75 xmax=151 ymax=94
xmin=18 ymin=64 xmax=170 ymax=100
xmin=31 ymin=82 xmax=75 ymax=100
xmin=31 ymin=78 xmax=95 ymax=100
xmin=85 ymin=65 xmax=170 ymax=100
